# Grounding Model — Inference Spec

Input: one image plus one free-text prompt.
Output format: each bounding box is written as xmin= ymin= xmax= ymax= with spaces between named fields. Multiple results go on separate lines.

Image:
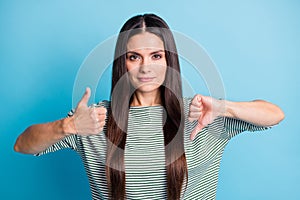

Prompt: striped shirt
xmin=37 ymin=98 xmax=268 ymax=199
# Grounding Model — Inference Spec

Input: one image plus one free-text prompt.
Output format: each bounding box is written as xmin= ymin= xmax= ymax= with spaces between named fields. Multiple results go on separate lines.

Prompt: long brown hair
xmin=106 ymin=14 xmax=187 ymax=199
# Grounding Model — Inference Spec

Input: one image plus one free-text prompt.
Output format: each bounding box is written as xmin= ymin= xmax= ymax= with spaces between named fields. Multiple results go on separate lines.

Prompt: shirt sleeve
xmin=183 ymin=97 xmax=270 ymax=140
xmin=34 ymin=101 xmax=110 ymax=156
xmin=222 ymin=117 xmax=271 ymax=139
xmin=35 ymin=134 xmax=78 ymax=156
xmin=34 ymin=109 xmax=78 ymax=156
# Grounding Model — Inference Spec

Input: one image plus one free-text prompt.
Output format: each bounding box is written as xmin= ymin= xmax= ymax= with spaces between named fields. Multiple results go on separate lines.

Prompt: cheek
xmin=159 ymin=60 xmax=167 ymax=74
xmin=155 ymin=59 xmax=167 ymax=72
xmin=157 ymin=66 xmax=167 ymax=82
xmin=126 ymin=66 xmax=138 ymax=83
xmin=160 ymin=65 xmax=167 ymax=74
xmin=126 ymin=62 xmax=133 ymax=71
xmin=126 ymin=61 xmax=140 ymax=73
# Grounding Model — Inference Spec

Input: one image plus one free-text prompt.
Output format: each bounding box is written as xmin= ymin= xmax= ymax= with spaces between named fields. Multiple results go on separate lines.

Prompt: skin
xmin=126 ymin=32 xmax=167 ymax=107
xmin=14 ymin=87 xmax=107 ymax=154
xmin=14 ymin=31 xmax=285 ymax=154
xmin=188 ymin=95 xmax=285 ymax=140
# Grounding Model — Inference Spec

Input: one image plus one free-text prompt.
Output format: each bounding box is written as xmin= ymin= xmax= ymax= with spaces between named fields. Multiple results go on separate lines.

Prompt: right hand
xmin=71 ymin=87 xmax=107 ymax=136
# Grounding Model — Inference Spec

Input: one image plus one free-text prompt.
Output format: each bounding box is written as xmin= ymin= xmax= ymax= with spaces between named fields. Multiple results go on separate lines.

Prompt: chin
xmin=134 ymin=83 xmax=162 ymax=93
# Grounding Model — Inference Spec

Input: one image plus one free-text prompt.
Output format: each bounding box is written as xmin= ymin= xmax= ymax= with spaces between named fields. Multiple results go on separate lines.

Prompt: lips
xmin=137 ymin=77 xmax=155 ymax=82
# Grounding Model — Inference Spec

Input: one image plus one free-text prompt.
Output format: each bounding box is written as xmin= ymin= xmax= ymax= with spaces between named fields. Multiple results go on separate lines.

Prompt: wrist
xmin=61 ymin=117 xmax=77 ymax=136
xmin=222 ymin=100 xmax=236 ymax=118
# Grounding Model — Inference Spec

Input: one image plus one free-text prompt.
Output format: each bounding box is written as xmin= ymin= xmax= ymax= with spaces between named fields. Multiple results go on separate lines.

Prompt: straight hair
xmin=106 ymin=14 xmax=187 ymax=199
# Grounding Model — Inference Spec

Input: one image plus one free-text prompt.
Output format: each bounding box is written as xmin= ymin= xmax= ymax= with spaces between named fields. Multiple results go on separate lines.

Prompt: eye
xmin=127 ymin=54 xmax=140 ymax=61
xmin=152 ymin=54 xmax=162 ymax=60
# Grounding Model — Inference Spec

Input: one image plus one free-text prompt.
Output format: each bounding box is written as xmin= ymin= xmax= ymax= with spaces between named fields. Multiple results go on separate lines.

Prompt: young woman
xmin=14 ymin=14 xmax=284 ymax=200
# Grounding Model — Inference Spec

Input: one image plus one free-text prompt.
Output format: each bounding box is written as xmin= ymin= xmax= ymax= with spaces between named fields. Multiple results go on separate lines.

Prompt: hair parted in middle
xmin=105 ymin=13 xmax=187 ymax=200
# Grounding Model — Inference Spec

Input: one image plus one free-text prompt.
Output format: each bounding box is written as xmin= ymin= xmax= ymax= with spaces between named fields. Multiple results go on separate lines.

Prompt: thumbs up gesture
xmin=72 ymin=87 xmax=107 ymax=136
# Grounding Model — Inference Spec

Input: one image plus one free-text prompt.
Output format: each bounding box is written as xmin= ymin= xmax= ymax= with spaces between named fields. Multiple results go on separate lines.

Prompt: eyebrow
xmin=126 ymin=50 xmax=165 ymax=55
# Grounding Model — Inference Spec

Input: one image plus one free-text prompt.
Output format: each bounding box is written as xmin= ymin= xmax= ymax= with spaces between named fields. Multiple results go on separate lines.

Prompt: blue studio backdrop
xmin=0 ymin=0 xmax=299 ymax=199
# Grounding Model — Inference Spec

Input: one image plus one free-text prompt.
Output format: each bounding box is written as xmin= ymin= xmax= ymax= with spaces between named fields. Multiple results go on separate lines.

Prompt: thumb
xmin=197 ymin=95 xmax=202 ymax=102
xmin=190 ymin=123 xmax=204 ymax=141
xmin=77 ymin=87 xmax=91 ymax=108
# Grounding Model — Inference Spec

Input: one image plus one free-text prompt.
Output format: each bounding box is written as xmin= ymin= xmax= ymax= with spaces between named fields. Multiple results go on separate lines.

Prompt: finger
xmin=93 ymin=108 xmax=107 ymax=122
xmin=89 ymin=107 xmax=107 ymax=121
xmin=188 ymin=117 xmax=199 ymax=122
xmin=191 ymin=94 xmax=202 ymax=106
xmin=188 ymin=108 xmax=202 ymax=121
xmin=98 ymin=121 xmax=106 ymax=128
xmin=189 ymin=104 xmax=203 ymax=112
xmin=89 ymin=107 xmax=99 ymax=123
xmin=97 ymin=114 xmax=107 ymax=122
xmin=197 ymin=95 xmax=202 ymax=103
xmin=190 ymin=123 xmax=204 ymax=140
xmin=77 ymin=87 xmax=91 ymax=108
xmin=94 ymin=107 xmax=107 ymax=115
xmin=191 ymin=95 xmax=197 ymax=105
xmin=189 ymin=111 xmax=202 ymax=119
xmin=93 ymin=121 xmax=106 ymax=134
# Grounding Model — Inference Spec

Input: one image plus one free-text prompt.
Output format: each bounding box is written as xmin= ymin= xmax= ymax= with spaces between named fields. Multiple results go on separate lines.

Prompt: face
xmin=126 ymin=32 xmax=167 ymax=94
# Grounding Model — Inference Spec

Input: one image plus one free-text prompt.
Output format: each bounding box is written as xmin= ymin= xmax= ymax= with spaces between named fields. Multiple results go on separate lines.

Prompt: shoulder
xmin=183 ymin=97 xmax=192 ymax=107
xmin=183 ymin=97 xmax=192 ymax=115
xmin=183 ymin=97 xmax=192 ymax=103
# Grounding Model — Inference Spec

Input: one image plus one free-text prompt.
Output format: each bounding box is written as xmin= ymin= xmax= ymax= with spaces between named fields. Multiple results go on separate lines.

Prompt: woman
xmin=14 ymin=14 xmax=284 ymax=199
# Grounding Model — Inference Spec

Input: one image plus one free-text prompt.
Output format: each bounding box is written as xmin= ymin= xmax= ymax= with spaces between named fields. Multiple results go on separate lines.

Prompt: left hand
xmin=188 ymin=94 xmax=225 ymax=140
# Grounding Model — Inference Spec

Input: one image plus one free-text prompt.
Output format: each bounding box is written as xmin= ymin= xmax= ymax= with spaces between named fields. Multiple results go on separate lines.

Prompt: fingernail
xmin=197 ymin=96 xmax=201 ymax=102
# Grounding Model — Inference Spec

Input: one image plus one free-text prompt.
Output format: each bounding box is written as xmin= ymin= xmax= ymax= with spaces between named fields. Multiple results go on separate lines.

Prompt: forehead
xmin=127 ymin=32 xmax=164 ymax=51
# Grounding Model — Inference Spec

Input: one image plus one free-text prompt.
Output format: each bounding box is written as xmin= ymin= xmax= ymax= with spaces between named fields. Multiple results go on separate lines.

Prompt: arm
xmin=14 ymin=118 xmax=75 ymax=154
xmin=188 ymin=95 xmax=284 ymax=140
xmin=14 ymin=87 xmax=107 ymax=154
xmin=223 ymin=99 xmax=284 ymax=126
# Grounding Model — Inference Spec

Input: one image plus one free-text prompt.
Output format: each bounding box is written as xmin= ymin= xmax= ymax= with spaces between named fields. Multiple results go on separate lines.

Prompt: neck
xmin=131 ymin=90 xmax=162 ymax=107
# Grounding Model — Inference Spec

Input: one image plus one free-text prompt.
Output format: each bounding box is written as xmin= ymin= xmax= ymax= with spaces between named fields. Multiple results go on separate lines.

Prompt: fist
xmin=189 ymin=94 xmax=224 ymax=140
xmin=72 ymin=87 xmax=107 ymax=136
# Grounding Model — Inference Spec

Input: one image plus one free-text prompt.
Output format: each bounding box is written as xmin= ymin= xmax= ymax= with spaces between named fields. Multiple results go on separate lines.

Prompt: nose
xmin=139 ymin=57 xmax=152 ymax=73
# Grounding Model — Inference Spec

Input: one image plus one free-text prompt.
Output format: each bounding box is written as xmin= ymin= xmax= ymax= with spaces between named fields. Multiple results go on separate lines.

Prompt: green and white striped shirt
xmin=37 ymin=98 xmax=268 ymax=199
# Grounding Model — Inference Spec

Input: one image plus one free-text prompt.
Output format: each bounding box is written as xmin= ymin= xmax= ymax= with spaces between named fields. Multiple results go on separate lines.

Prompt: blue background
xmin=1 ymin=0 xmax=299 ymax=199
